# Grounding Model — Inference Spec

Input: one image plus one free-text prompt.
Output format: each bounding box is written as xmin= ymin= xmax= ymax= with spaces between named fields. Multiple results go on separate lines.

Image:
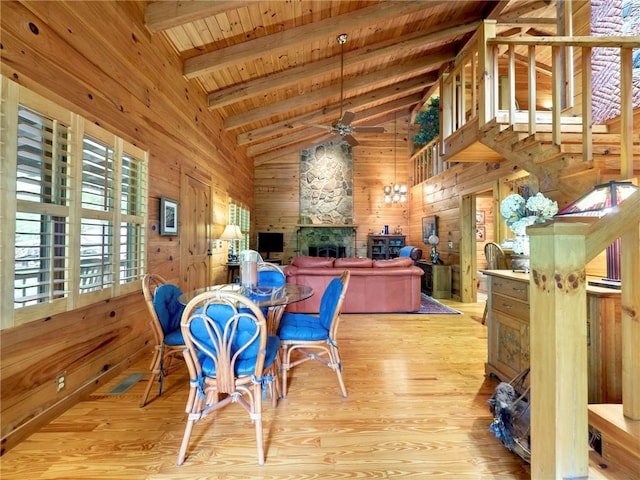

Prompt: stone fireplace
xmin=298 ymin=140 xmax=355 ymax=257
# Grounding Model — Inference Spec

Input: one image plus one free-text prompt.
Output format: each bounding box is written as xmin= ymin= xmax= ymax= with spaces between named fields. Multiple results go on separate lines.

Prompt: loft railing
xmin=443 ymin=21 xmax=638 ymax=175
xmin=410 ymin=20 xmax=639 ymax=185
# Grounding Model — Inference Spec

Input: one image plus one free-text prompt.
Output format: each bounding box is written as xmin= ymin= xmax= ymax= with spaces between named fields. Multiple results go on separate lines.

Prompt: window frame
xmin=0 ymin=77 xmax=148 ymax=328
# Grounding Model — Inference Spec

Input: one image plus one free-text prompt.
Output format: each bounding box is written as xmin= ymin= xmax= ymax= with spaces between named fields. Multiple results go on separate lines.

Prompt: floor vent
xmin=106 ymin=372 xmax=145 ymax=395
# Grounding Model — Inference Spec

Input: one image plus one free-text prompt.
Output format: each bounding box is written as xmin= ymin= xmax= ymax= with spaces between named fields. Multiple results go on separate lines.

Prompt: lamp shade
xmin=554 ymin=181 xmax=638 ymax=217
xmin=554 ymin=180 xmax=638 ymax=283
xmin=219 ymin=224 xmax=244 ymax=241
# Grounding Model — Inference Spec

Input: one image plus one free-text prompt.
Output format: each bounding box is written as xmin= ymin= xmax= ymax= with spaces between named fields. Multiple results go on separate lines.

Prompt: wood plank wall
xmin=254 ymin=119 xmax=412 ymax=262
xmin=0 ymin=1 xmax=253 ymax=452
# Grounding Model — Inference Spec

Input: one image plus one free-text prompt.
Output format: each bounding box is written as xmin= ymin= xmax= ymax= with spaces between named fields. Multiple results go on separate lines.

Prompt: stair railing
xmin=438 ymin=20 xmax=638 ymax=178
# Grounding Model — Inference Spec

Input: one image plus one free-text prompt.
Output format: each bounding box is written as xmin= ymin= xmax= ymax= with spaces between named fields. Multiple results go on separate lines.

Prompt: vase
xmin=511 ymin=254 xmax=530 ymax=273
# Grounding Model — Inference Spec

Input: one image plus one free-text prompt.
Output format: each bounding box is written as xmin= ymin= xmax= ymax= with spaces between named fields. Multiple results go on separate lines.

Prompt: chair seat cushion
xmin=278 ymin=312 xmax=329 ymax=341
xmin=164 ymin=328 xmax=184 ymax=346
xmin=200 ymin=335 xmax=280 ymax=377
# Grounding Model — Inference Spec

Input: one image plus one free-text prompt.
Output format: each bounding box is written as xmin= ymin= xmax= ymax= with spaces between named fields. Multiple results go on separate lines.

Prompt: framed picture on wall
xmin=160 ymin=196 xmax=179 ymax=236
xmin=476 ymin=210 xmax=485 ymax=225
xmin=476 ymin=225 xmax=486 ymax=241
xmin=422 ymin=215 xmax=438 ymax=243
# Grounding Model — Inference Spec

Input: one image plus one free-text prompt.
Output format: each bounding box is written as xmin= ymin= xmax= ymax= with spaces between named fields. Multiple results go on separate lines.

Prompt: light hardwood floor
xmin=0 ymin=300 xmax=533 ymax=479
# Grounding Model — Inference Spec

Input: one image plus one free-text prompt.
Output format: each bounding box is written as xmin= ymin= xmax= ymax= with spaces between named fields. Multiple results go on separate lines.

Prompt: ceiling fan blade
xmin=340 ymin=110 xmax=356 ymax=126
xmin=343 ymin=134 xmax=359 ymax=147
xmin=353 ymin=126 xmax=385 ymax=133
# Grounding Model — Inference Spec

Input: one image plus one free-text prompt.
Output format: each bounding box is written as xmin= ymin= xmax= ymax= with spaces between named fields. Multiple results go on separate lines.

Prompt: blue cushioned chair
xmin=257 ymin=261 xmax=286 ymax=288
xmin=278 ymin=270 xmax=351 ymax=398
xmin=140 ymin=274 xmax=186 ymax=407
xmin=399 ymin=245 xmax=423 ymax=264
xmin=177 ymin=290 xmax=280 ymax=466
xmin=256 ymin=261 xmax=286 ymax=333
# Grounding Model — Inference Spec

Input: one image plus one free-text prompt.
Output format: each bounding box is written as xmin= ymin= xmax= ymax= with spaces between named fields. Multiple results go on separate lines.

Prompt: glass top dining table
xmin=179 ymin=283 xmax=313 ymax=308
xmin=179 ymin=283 xmax=314 ymax=334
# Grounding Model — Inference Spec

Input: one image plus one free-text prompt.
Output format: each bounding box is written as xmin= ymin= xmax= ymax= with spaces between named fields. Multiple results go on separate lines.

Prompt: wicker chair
xmin=140 ymin=274 xmax=186 ymax=407
xmin=177 ymin=290 xmax=280 ymax=466
xmin=278 ymin=270 xmax=351 ymax=397
xmin=481 ymin=243 xmax=508 ymax=324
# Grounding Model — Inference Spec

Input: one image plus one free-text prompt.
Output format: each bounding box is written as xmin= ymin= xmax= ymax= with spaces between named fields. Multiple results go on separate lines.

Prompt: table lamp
xmin=428 ymin=234 xmax=440 ymax=264
xmin=219 ymin=224 xmax=244 ymax=262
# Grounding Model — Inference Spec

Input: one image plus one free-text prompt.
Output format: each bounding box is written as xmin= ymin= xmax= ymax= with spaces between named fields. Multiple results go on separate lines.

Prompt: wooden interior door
xmin=180 ymin=170 xmax=211 ymax=293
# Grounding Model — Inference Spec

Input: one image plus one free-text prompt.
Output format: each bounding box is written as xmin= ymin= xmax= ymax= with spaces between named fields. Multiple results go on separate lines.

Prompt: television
xmin=256 ymin=232 xmax=284 ymax=260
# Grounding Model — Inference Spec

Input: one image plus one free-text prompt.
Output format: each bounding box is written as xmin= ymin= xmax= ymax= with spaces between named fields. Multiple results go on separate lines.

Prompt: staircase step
xmin=588 ymin=404 xmax=640 ymax=479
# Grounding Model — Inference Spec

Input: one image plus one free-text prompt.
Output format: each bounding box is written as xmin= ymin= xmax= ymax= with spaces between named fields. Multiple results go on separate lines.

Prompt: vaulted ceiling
xmin=145 ymin=1 xmax=559 ymax=163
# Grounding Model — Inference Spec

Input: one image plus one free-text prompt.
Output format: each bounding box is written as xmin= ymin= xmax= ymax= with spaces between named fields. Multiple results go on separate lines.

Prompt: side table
xmin=225 ymin=262 xmax=240 ymax=284
xmin=416 ymin=260 xmax=451 ymax=299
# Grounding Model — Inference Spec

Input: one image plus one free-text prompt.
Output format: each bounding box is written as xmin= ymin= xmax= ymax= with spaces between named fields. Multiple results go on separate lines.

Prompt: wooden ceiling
xmin=145 ymin=1 xmax=559 ymax=163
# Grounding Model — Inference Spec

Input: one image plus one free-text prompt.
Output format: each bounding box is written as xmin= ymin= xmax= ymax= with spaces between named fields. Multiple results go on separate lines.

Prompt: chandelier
xmin=384 ymin=113 xmax=407 ymax=203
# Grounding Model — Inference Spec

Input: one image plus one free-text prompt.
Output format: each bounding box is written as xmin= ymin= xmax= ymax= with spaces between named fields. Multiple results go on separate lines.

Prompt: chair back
xmin=257 ymin=262 xmax=286 ymax=288
xmin=398 ymin=246 xmax=423 ymax=264
xmin=319 ymin=271 xmax=351 ymax=334
xmin=484 ymin=242 xmax=508 ymax=270
xmin=143 ymin=274 xmax=185 ymax=342
xmin=181 ymin=290 xmax=269 ymax=394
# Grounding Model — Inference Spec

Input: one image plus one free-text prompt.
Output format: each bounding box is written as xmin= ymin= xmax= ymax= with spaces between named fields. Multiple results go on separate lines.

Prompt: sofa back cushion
xmin=334 ymin=257 xmax=373 ymax=268
xmin=292 ymin=256 xmax=335 ymax=268
xmin=373 ymin=257 xmax=414 ymax=268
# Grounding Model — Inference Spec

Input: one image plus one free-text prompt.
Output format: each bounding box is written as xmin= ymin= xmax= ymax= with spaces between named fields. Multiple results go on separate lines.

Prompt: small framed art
xmin=160 ymin=196 xmax=179 ymax=236
xmin=422 ymin=215 xmax=438 ymax=243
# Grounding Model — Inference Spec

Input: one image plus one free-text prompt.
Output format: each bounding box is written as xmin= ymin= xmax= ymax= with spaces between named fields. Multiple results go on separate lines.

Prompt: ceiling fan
xmin=306 ymin=33 xmax=385 ymax=146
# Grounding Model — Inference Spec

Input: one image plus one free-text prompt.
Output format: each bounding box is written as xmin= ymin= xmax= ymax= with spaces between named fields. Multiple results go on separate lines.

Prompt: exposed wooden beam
xmin=183 ymin=1 xmax=436 ymax=78
xmin=514 ymin=52 xmax=553 ymax=75
xmin=237 ymin=76 xmax=434 ymax=145
xmin=145 ymin=1 xmax=246 ymax=33
xmin=207 ymin=21 xmax=480 ymax=109
xmin=498 ymin=0 xmax=555 ymax=23
xmin=223 ymin=58 xmax=444 ymax=130
xmin=246 ymin=94 xmax=422 ymax=156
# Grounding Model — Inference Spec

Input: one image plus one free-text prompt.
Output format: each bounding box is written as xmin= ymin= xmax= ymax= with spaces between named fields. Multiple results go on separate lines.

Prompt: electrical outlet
xmin=56 ymin=372 xmax=66 ymax=391
xmin=448 ymin=241 xmax=454 ymax=249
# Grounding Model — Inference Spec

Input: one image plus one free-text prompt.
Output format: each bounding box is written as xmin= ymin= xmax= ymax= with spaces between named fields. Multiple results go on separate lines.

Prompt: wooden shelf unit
xmin=367 ymin=234 xmax=405 ymax=260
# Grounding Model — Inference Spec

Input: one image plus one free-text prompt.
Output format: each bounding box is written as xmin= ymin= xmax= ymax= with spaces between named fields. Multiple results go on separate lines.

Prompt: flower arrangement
xmin=500 ymin=192 xmax=558 ymax=255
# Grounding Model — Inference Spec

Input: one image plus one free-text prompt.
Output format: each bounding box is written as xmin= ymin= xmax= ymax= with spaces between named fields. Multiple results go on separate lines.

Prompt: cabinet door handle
xmin=501 ymin=303 xmax=512 ymax=309
xmin=512 ymin=288 xmax=526 ymax=293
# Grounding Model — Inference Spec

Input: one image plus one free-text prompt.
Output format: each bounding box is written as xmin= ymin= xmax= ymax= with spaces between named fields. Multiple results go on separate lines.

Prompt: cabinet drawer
xmin=492 ymin=293 xmax=529 ymax=321
xmin=491 ymin=277 xmax=528 ymax=302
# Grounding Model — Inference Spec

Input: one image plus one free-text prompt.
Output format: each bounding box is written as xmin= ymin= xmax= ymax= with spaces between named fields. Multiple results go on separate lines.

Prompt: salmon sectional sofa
xmin=283 ymin=255 xmax=424 ymax=313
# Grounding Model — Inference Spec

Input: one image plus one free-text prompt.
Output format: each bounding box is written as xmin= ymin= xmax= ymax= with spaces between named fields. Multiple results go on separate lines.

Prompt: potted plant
xmin=412 ymin=96 xmax=440 ymax=147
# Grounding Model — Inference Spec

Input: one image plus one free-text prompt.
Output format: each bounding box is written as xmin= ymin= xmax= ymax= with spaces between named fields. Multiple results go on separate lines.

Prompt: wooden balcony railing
xmin=410 ymin=20 xmax=639 ymax=185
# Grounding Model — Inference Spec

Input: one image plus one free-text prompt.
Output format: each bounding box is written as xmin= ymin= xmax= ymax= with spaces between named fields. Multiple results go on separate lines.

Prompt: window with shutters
xmin=1 ymin=77 xmax=148 ymax=327
xmin=228 ymin=202 xmax=250 ymax=252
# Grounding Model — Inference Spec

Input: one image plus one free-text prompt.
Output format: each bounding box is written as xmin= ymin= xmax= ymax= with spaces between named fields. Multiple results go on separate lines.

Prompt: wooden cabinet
xmin=367 ymin=235 xmax=405 ymax=260
xmin=417 ymin=260 xmax=451 ymax=299
xmin=484 ymin=270 xmax=622 ymax=404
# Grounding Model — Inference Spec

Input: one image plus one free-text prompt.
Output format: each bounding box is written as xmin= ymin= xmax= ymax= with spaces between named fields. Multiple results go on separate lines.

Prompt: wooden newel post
xmin=528 ymin=221 xmax=590 ymax=479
